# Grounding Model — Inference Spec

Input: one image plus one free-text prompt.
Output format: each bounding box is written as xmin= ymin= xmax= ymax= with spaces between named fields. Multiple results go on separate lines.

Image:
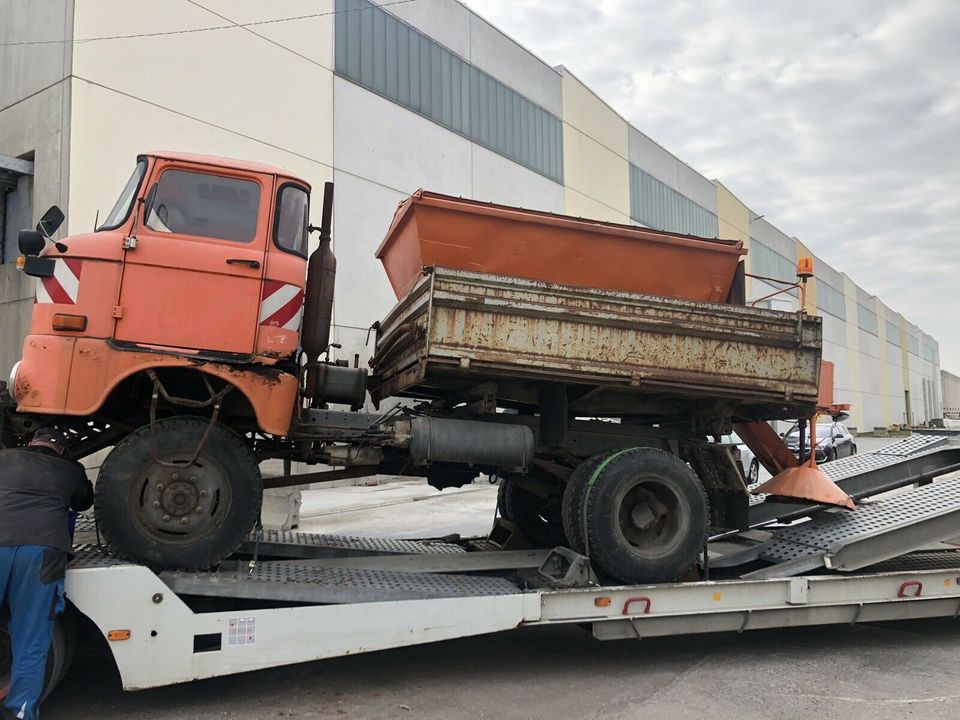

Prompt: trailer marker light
xmin=594 ymin=597 xmax=611 ymax=608
xmin=52 ymin=313 xmax=87 ymax=331
xmin=712 ymin=592 xmax=722 ymax=601
xmin=108 ymin=629 xmax=131 ymax=641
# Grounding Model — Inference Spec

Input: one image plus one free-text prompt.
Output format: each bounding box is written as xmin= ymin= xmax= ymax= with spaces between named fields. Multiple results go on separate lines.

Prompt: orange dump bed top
xmin=376 ymin=191 xmax=746 ymax=302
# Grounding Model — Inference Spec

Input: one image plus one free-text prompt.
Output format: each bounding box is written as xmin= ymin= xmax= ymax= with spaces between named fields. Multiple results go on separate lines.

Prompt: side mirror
xmin=18 ymin=229 xmax=46 ymax=255
xmin=36 ymin=205 xmax=65 ymax=238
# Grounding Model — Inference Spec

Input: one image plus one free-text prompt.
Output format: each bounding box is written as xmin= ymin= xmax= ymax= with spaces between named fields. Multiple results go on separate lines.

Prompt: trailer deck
xmin=60 ymin=435 xmax=960 ymax=691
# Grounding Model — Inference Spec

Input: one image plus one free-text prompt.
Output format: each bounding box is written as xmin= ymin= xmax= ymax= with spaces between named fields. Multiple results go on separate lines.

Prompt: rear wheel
xmin=579 ymin=447 xmax=708 ymax=584
xmin=95 ymin=417 xmax=262 ymax=570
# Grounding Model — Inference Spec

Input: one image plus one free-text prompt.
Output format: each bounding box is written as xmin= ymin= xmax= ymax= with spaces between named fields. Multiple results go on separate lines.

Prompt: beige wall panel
xmin=68 ymin=81 xmax=333 ymax=238
xmin=560 ymin=69 xmax=628 ymax=160
xmin=562 ymin=124 xmax=629 ymax=219
xmin=564 ymin=187 xmax=630 ymax=225
xmin=195 ymin=0 xmax=335 ymax=67
xmin=72 ymin=0 xmax=333 ymax=169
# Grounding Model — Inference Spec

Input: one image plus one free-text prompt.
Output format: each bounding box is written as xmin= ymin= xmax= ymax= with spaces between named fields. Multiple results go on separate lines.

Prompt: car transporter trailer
xmin=14 ymin=432 xmax=960 ymax=695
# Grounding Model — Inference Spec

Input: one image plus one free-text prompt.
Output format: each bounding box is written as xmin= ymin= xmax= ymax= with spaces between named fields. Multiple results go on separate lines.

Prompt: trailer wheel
xmin=498 ymin=476 xmax=567 ymax=547
xmin=0 ymin=610 xmax=74 ymax=704
xmin=95 ymin=416 xmax=262 ymax=570
xmin=581 ymin=448 xmax=708 ymax=584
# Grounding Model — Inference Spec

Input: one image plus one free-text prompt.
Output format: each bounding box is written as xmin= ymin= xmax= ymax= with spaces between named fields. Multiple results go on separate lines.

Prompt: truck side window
xmin=145 ymin=169 xmax=261 ymax=242
xmin=274 ymin=185 xmax=309 ymax=256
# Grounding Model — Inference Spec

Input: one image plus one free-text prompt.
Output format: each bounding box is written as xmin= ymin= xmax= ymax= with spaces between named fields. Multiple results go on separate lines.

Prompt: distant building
xmin=942 ymin=370 xmax=960 ymax=420
xmin=0 ymin=0 xmax=942 ymax=430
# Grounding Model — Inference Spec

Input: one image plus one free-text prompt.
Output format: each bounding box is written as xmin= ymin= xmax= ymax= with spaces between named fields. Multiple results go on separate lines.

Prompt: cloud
xmin=464 ymin=0 xmax=960 ymax=372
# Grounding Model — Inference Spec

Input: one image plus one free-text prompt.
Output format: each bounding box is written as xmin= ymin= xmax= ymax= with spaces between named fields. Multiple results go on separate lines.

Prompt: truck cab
xmin=10 ymin=152 xmax=313 ymax=437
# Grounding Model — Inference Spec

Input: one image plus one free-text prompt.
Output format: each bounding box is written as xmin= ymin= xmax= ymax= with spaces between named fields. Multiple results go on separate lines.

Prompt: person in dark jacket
xmin=0 ymin=428 xmax=92 ymax=720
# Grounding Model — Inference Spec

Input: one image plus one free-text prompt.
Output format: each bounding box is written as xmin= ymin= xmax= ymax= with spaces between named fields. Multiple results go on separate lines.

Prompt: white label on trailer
xmin=227 ymin=617 xmax=256 ymax=646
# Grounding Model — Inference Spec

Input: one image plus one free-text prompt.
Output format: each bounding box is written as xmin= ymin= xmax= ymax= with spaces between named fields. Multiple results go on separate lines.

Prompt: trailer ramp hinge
xmin=112 ymin=305 xmax=125 ymax=319
xmin=248 ymin=524 xmax=264 ymax=576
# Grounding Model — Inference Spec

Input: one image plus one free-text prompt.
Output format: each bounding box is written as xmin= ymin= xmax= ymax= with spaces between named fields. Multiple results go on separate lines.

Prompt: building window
xmin=749 ymin=239 xmax=796 ymax=284
xmin=857 ymin=303 xmax=878 ymax=336
xmin=816 ymin=280 xmax=846 ymax=321
xmin=885 ymin=320 xmax=900 ymax=346
xmin=628 ymin=165 xmax=718 ymax=238
xmin=922 ymin=343 xmax=938 ymax=363
xmin=908 ymin=334 xmax=920 ymax=356
xmin=1 ymin=154 xmax=35 ymax=264
xmin=334 ymin=0 xmax=563 ymax=183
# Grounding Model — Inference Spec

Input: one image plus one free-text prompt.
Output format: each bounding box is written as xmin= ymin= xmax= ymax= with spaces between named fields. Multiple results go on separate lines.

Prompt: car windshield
xmin=98 ymin=159 xmax=147 ymax=230
xmin=145 ymin=169 xmax=261 ymax=242
xmin=787 ymin=425 xmax=833 ymax=440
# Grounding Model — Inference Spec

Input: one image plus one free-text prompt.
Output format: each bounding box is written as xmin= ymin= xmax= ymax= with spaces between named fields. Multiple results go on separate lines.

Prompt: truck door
xmin=114 ymin=164 xmax=270 ymax=355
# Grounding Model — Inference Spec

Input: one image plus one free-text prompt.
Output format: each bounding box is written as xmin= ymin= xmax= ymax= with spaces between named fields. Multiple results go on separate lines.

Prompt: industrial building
xmin=0 ymin=0 xmax=943 ymax=431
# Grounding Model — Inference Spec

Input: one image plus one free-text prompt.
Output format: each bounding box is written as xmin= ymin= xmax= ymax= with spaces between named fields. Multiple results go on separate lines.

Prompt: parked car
xmin=720 ymin=432 xmax=760 ymax=484
xmin=784 ymin=421 xmax=857 ymax=463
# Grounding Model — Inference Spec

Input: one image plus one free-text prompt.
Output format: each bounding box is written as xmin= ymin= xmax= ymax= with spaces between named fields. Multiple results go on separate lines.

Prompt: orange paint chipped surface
xmin=377 ymin=191 xmax=747 ymax=302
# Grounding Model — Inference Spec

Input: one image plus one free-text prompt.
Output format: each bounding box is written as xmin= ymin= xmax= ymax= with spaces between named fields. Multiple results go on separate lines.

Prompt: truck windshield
xmin=145 ymin=169 xmax=261 ymax=242
xmin=98 ymin=159 xmax=147 ymax=230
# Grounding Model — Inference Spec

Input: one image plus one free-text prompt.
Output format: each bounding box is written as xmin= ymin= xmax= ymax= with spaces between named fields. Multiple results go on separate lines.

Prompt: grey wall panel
xmin=627 ymin=127 xmax=679 ymax=189
xmin=468 ymin=13 xmax=562 ymax=117
xmin=333 ymin=77 xmax=472 ymax=198
xmin=385 ymin=0 xmax=471 ymax=58
xmin=471 ymin=144 xmax=564 ymax=212
xmin=677 ymin=163 xmax=717 ymax=214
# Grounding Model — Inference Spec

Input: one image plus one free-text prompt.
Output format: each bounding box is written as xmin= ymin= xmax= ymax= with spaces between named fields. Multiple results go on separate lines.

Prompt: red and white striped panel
xmin=35 ymin=259 xmax=83 ymax=305
xmin=259 ymin=280 xmax=304 ymax=331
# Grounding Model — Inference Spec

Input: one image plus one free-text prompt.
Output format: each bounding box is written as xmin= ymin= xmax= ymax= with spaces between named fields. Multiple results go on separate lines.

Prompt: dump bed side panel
xmin=370 ymin=269 xmax=821 ymax=419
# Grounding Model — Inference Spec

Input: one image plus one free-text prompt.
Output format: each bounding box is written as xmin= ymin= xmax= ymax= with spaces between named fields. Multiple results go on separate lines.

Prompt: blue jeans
xmin=0 ymin=546 xmax=64 ymax=720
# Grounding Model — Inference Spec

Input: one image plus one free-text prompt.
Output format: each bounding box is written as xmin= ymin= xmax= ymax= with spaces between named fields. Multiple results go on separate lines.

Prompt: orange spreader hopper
xmin=376 ymin=190 xmax=747 ymax=301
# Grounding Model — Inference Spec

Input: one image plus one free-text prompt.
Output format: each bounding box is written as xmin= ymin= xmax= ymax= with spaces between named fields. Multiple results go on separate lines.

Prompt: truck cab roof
xmin=144 ymin=151 xmax=310 ymax=188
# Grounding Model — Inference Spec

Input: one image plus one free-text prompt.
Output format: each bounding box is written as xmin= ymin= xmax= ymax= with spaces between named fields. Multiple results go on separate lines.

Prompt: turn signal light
xmin=594 ymin=597 xmax=612 ymax=607
xmin=52 ymin=313 xmax=87 ymax=332
xmin=107 ymin=629 xmax=131 ymax=641
xmin=15 ymin=255 xmax=26 ymax=270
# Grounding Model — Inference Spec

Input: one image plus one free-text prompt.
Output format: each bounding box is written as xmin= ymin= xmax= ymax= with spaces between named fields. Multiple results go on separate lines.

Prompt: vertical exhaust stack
xmin=302 ymin=182 xmax=336 ymax=364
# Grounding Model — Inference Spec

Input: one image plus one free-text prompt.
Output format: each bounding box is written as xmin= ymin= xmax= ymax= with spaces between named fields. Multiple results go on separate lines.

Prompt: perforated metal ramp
xmin=237 ymin=528 xmax=468 ymax=559
xmin=160 ymin=561 xmax=523 ymax=604
xmin=749 ymin=435 xmax=960 ymax=522
xmin=745 ymin=475 xmax=960 ymax=579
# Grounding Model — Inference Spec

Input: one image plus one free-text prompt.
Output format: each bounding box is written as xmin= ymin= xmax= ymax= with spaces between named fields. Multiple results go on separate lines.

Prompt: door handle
xmin=226 ymin=258 xmax=261 ymax=269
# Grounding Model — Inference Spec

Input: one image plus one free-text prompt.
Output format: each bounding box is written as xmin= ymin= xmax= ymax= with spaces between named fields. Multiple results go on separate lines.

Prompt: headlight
xmin=7 ymin=360 xmax=20 ymax=399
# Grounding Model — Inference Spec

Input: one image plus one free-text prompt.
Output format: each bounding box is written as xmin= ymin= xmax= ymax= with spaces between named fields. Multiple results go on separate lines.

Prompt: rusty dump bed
xmin=369 ymin=268 xmax=822 ymax=421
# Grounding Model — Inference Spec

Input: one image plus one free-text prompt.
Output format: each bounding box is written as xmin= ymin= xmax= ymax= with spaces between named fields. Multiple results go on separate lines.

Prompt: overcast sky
xmin=464 ymin=0 xmax=959 ymax=372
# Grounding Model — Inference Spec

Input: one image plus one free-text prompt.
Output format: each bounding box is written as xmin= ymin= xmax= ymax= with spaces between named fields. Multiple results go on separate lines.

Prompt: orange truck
xmin=1 ymin=151 xmax=822 ymax=583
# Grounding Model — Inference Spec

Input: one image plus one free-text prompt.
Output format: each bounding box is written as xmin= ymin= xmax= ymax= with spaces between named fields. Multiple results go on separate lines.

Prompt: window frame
xmin=97 ymin=157 xmax=148 ymax=232
xmin=272 ymin=181 xmax=311 ymax=258
xmin=142 ymin=167 xmax=264 ymax=244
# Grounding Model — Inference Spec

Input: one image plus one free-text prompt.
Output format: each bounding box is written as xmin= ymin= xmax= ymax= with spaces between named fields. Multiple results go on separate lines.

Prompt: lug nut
xmin=199 ymin=489 xmax=207 ymax=497
xmin=156 ymin=483 xmax=164 ymax=491
xmin=171 ymin=473 xmax=180 ymax=481
xmin=180 ymin=517 xmax=189 ymax=525
xmin=195 ymin=507 xmax=204 ymax=514
xmin=162 ymin=514 xmax=170 ymax=522
xmin=190 ymin=476 xmax=197 ymax=482
xmin=153 ymin=501 xmax=160 ymax=509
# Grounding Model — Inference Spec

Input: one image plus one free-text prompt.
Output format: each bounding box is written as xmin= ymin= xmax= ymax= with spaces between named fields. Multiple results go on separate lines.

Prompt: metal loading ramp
xmin=746 ymin=475 xmax=960 ymax=579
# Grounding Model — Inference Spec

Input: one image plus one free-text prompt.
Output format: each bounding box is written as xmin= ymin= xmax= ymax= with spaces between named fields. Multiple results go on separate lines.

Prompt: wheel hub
xmin=138 ymin=463 xmax=227 ymax=540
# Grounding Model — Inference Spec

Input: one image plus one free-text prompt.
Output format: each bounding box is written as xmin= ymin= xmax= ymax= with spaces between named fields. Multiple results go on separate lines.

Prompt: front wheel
xmin=95 ymin=417 xmax=262 ymax=570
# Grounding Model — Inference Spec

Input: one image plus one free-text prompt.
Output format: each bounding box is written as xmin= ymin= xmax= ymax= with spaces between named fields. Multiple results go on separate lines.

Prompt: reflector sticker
xmin=227 ymin=616 xmax=256 ymax=646
xmin=259 ymin=280 xmax=303 ymax=331
xmin=35 ymin=259 xmax=83 ymax=305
